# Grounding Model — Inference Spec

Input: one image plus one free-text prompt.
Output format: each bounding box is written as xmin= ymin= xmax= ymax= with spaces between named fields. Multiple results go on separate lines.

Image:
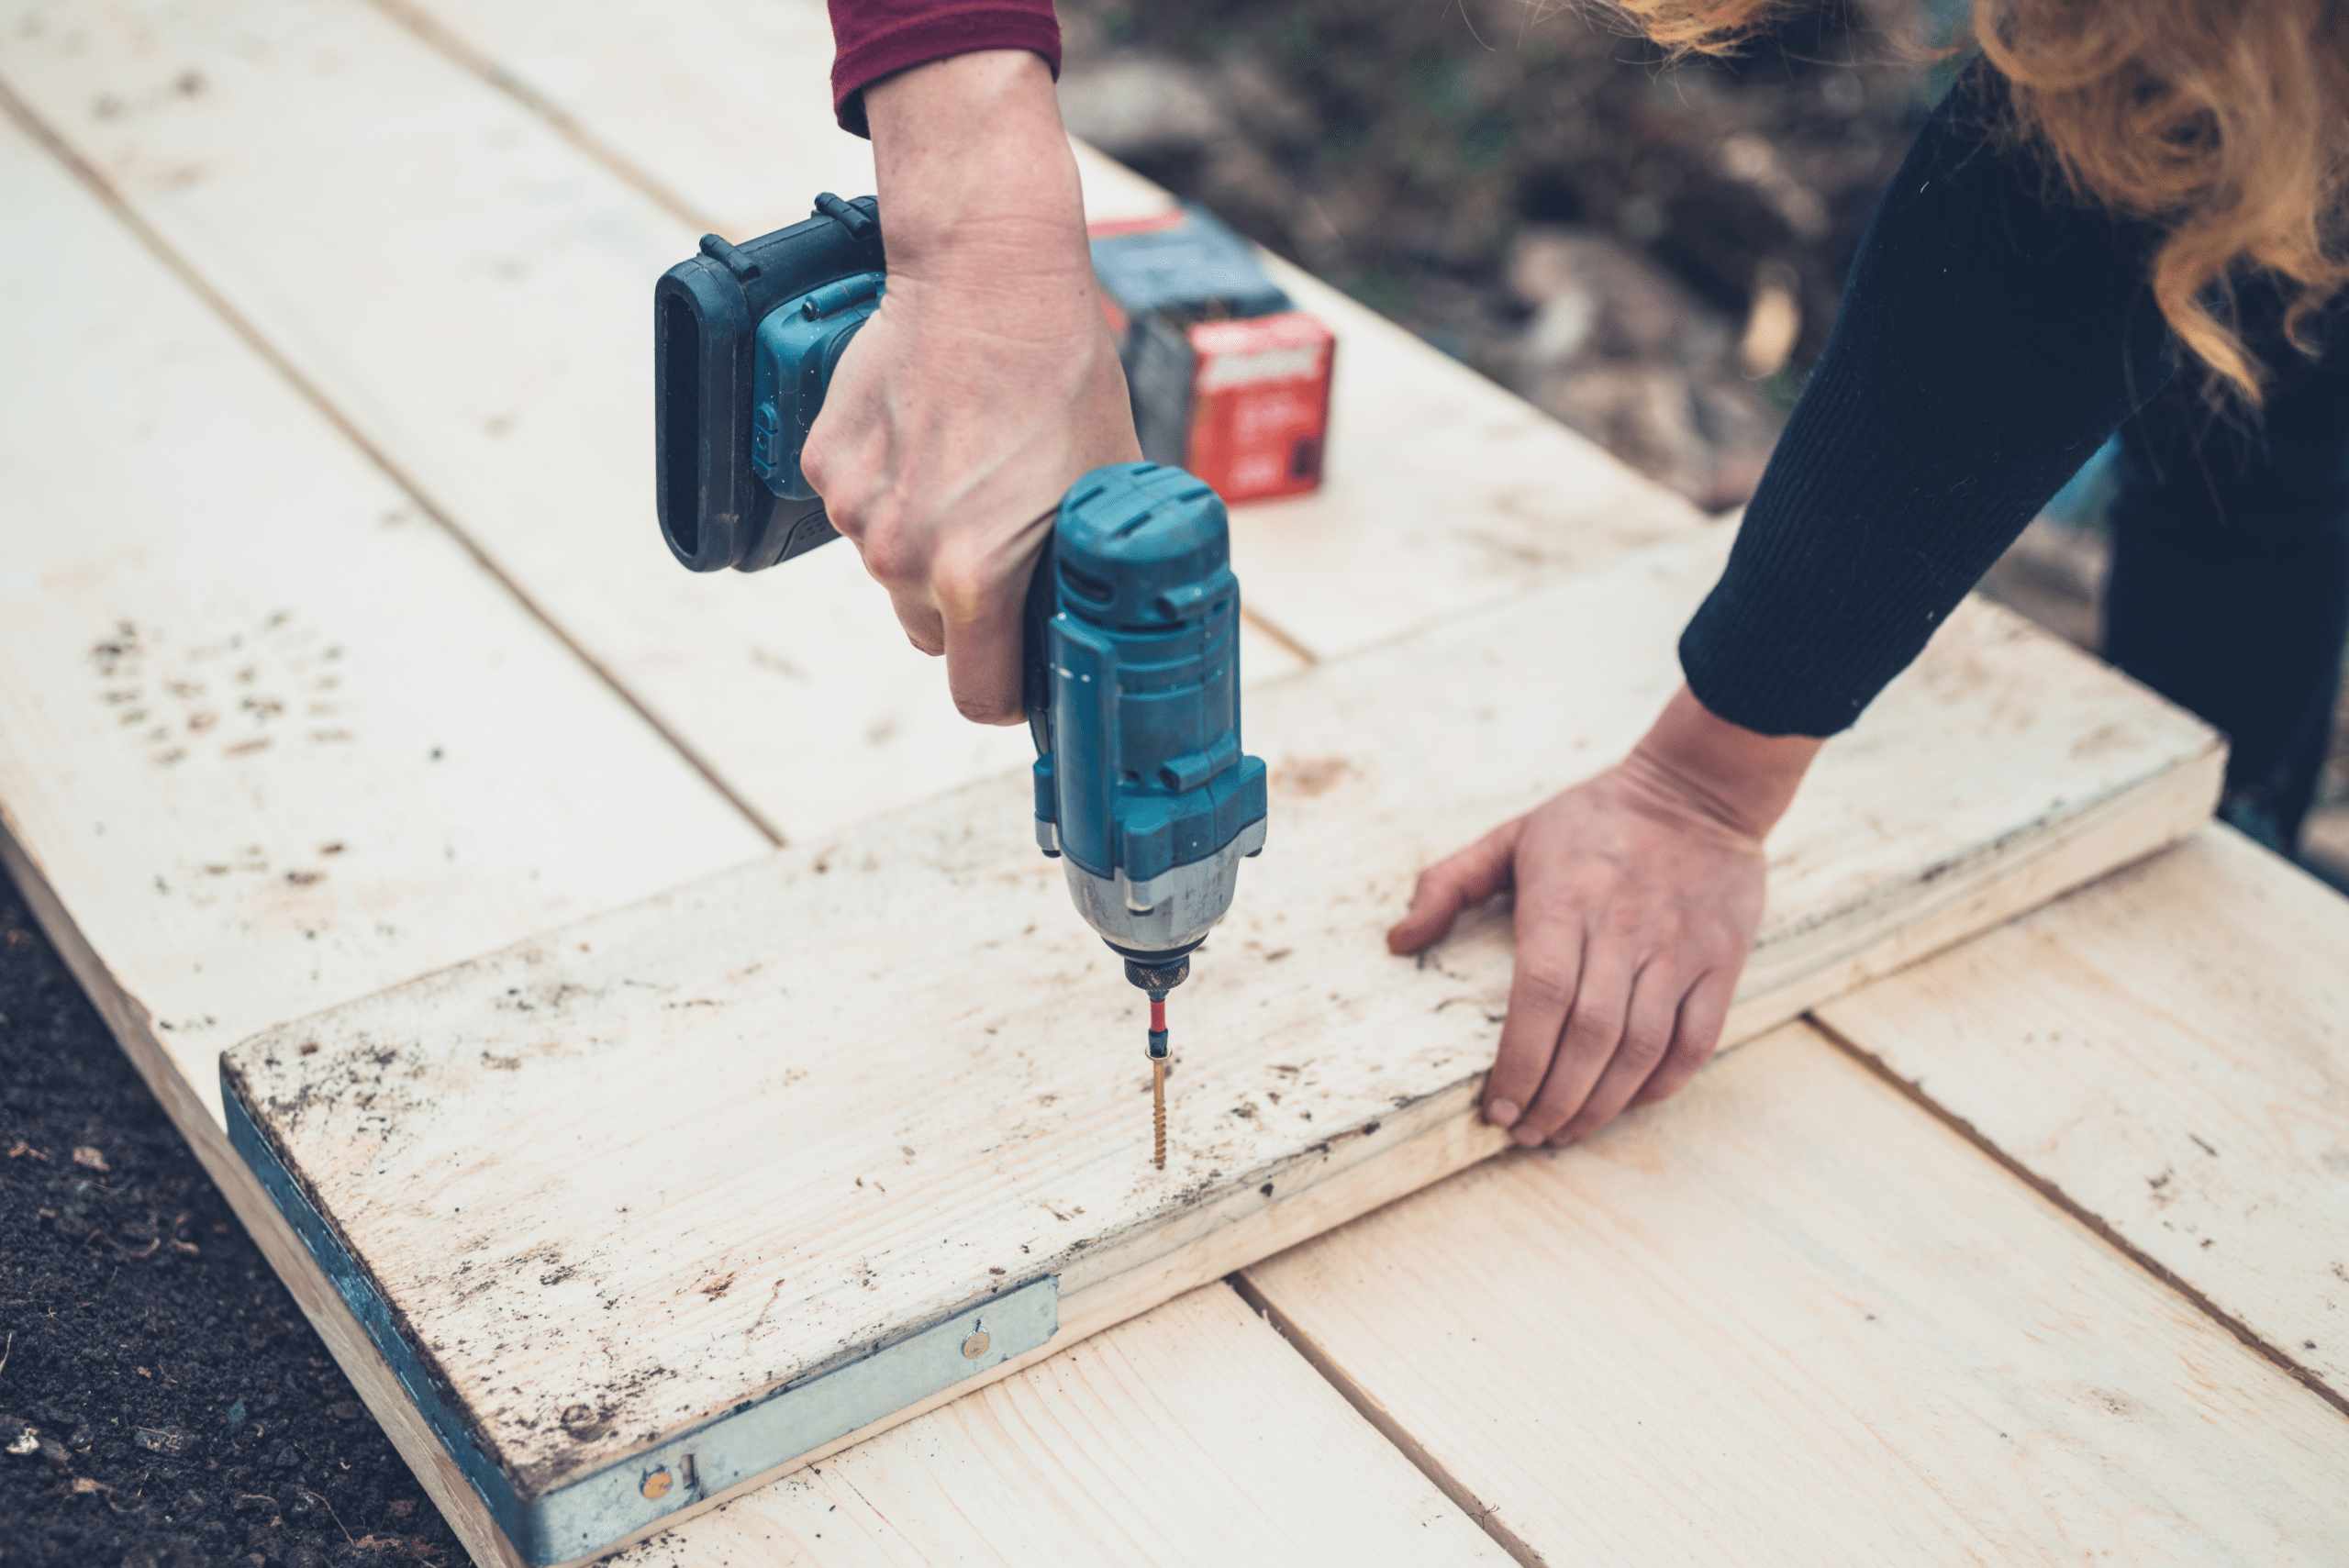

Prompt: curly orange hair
xmin=1612 ymin=0 xmax=2349 ymax=405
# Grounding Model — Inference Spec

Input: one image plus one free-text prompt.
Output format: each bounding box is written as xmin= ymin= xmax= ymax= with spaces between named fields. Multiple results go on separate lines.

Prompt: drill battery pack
xmin=653 ymin=193 xmax=885 ymax=573
xmin=1090 ymin=208 xmax=1335 ymax=506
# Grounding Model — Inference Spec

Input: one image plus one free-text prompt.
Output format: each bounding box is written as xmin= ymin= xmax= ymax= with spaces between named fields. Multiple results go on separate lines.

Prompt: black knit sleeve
xmin=1676 ymin=65 xmax=2175 ymax=737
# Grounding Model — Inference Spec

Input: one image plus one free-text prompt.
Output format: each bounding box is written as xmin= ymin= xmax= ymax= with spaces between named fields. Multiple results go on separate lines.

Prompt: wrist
xmin=1626 ymin=684 xmax=1822 ymax=841
xmin=863 ymin=50 xmax=1086 ymax=264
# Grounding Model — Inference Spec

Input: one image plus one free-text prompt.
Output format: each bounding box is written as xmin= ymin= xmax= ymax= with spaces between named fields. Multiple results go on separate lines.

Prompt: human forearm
xmin=1678 ymin=63 xmax=2169 ymax=740
xmin=864 ymin=50 xmax=1088 ymax=269
xmin=801 ymin=50 xmax=1139 ymax=725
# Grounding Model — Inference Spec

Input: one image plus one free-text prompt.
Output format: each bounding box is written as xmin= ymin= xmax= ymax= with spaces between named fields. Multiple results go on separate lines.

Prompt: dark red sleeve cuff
xmin=828 ymin=1 xmax=1062 ymax=138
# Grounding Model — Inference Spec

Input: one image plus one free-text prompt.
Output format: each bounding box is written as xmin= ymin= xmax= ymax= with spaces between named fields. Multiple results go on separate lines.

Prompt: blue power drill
xmin=653 ymin=194 xmax=1268 ymax=1166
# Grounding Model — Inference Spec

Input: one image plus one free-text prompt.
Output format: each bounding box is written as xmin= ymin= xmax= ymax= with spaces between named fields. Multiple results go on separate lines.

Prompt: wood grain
xmin=1240 ymin=1021 xmax=2349 ymax=1567
xmin=224 ymin=524 xmax=2221 ymax=1514
xmin=0 ymin=98 xmax=764 ymax=1125
xmin=614 ymin=1284 xmax=1508 ymax=1567
xmin=1815 ymin=824 xmax=2349 ymax=1405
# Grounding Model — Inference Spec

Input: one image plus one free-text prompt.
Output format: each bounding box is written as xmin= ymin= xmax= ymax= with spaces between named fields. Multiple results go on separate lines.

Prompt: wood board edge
xmin=1729 ymin=730 xmax=2225 ymax=1040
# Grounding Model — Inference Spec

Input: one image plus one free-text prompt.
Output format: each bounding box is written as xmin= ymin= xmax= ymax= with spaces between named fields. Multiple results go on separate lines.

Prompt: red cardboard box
xmin=1183 ymin=313 xmax=1335 ymax=503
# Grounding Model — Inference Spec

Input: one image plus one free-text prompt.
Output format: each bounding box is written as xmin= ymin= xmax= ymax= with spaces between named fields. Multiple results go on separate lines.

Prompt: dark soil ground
xmin=0 ymin=871 xmax=462 ymax=1568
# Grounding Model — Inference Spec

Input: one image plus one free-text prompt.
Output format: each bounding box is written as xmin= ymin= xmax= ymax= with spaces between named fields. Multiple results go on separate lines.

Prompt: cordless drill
xmin=652 ymin=194 xmax=1268 ymax=1167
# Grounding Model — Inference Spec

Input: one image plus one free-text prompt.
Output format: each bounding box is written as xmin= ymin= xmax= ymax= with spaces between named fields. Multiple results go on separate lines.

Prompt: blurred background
xmin=1052 ymin=0 xmax=2349 ymax=884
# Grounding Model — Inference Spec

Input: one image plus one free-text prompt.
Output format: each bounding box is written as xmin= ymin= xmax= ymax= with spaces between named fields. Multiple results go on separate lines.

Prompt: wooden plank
xmin=1814 ymin=824 xmax=2349 ymax=1407
xmin=222 ymin=525 xmax=2221 ymax=1557
xmin=1239 ymin=1021 xmax=2349 ymax=1566
xmin=348 ymin=0 xmax=1716 ymax=658
xmin=615 ymin=1284 xmax=1508 ymax=1566
xmin=0 ymin=102 xmax=773 ymax=1568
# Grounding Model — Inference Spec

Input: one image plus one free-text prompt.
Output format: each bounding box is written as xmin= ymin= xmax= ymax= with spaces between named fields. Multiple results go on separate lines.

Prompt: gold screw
xmin=961 ymin=1331 xmax=991 ymax=1360
xmin=640 ymin=1469 xmax=673 ymax=1501
xmin=1152 ymin=1057 xmax=1167 ymax=1170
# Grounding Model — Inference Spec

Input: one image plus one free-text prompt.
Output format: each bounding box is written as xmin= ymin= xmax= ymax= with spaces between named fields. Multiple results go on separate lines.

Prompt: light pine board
xmin=1240 ymin=1020 xmax=2349 ymax=1567
xmin=1816 ymin=824 xmax=2349 ymax=1406
xmin=0 ymin=0 xmax=1698 ymax=850
xmin=0 ymin=100 xmax=772 ymax=1568
xmin=224 ymin=526 xmax=2221 ymax=1529
xmin=615 ymin=1284 xmax=1508 ymax=1568
xmin=351 ymin=0 xmax=1715 ymax=659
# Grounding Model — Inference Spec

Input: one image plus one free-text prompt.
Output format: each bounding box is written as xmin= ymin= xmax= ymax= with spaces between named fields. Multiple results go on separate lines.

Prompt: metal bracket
xmin=224 ymin=1074 xmax=1058 ymax=1564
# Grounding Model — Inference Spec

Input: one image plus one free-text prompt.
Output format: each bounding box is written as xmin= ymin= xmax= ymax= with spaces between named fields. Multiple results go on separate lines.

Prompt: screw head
xmin=960 ymin=1331 xmax=991 ymax=1360
xmin=640 ymin=1470 xmax=673 ymax=1501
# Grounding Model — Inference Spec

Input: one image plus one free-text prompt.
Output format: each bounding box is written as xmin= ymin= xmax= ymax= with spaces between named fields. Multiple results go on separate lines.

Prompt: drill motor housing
xmin=1033 ymin=465 xmax=1269 ymax=972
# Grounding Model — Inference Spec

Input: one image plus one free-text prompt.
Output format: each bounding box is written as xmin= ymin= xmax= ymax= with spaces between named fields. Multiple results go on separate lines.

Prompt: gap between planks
xmin=1226 ymin=1269 xmax=1545 ymax=1568
xmin=1810 ymin=823 xmax=2349 ymax=1414
xmin=1810 ymin=1009 xmax=2349 ymax=1424
xmin=1231 ymin=831 xmax=2349 ymax=1563
xmin=1236 ymin=1021 xmax=2349 ymax=1565
xmin=362 ymin=0 xmax=724 ymax=235
xmin=0 ymin=77 xmax=788 ymax=850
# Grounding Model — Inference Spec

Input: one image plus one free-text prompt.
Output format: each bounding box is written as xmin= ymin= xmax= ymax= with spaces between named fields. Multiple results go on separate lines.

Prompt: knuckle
xmin=1562 ymin=1006 xmax=1625 ymax=1052
xmin=1514 ymin=962 xmax=1577 ymax=1014
xmin=1619 ymin=1023 xmax=1673 ymax=1071
xmin=798 ymin=438 xmax=837 ymax=496
xmin=820 ymin=491 xmax=867 ymax=544
xmin=859 ymin=525 xmax=926 ymax=589
xmin=930 ymin=555 xmax=995 ymax=620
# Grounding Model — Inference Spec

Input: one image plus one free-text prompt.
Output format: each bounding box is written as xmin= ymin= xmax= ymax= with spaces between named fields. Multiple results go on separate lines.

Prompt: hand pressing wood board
xmin=1815 ymin=824 xmax=2349 ymax=1408
xmin=614 ymin=1284 xmax=1508 ymax=1567
xmin=327 ymin=0 xmax=1713 ymax=658
xmin=0 ymin=94 xmax=768 ymax=1568
xmin=223 ymin=526 xmax=2221 ymax=1563
xmin=1237 ymin=1020 xmax=2349 ymax=1566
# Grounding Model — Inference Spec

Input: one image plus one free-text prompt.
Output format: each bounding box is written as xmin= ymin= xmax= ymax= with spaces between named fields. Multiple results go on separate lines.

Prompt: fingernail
xmin=1511 ymin=1124 xmax=1544 ymax=1148
xmin=1547 ymin=1133 xmax=1576 ymax=1149
xmin=1486 ymin=1097 xmax=1520 ymax=1129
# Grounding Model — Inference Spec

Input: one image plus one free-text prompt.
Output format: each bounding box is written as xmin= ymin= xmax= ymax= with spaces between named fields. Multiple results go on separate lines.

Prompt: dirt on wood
xmin=0 ymin=869 xmax=462 ymax=1568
